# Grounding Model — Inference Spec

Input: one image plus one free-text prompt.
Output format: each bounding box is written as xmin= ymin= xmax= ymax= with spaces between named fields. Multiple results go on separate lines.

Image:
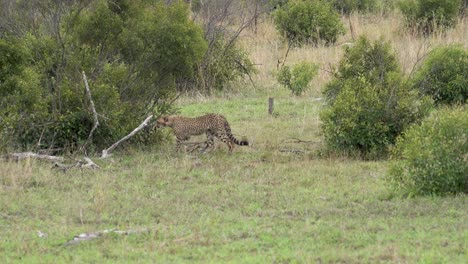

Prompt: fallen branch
xmin=65 ymin=228 xmax=149 ymax=246
xmin=279 ymin=148 xmax=306 ymax=155
xmin=101 ymin=115 xmax=153 ymax=158
xmin=80 ymin=71 xmax=100 ymax=152
xmin=52 ymin=157 xmax=100 ymax=171
xmin=2 ymin=152 xmax=64 ymax=162
xmin=279 ymin=138 xmax=320 ymax=145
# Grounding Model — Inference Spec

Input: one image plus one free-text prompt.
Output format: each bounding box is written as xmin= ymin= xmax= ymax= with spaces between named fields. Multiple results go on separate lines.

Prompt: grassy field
xmin=1 ymin=13 xmax=467 ymax=263
xmin=1 ymin=96 xmax=467 ymax=263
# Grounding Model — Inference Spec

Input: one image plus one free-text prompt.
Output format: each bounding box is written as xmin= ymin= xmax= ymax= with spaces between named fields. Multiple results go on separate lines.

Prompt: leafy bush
xmin=320 ymin=36 xmax=432 ymax=159
xmin=399 ymin=0 xmax=462 ymax=34
xmin=324 ymin=36 xmax=400 ymax=103
xmin=387 ymin=107 xmax=468 ymax=195
xmin=411 ymin=45 xmax=467 ymax=105
xmin=182 ymin=0 xmax=258 ymax=93
xmin=274 ymin=0 xmax=345 ymax=45
xmin=277 ymin=61 xmax=319 ymax=96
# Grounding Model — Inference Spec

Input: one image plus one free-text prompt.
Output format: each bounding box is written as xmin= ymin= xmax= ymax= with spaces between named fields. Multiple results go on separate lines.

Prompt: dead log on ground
xmin=2 ymin=152 xmax=65 ymax=162
xmin=52 ymin=157 xmax=100 ymax=171
xmin=65 ymin=228 xmax=149 ymax=246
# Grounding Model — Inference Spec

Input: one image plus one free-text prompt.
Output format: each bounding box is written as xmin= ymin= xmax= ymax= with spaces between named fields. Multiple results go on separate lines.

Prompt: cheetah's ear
xmin=164 ymin=117 xmax=169 ymax=122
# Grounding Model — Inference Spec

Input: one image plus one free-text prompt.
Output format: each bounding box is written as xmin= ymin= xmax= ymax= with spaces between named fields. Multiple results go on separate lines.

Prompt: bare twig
xmin=101 ymin=115 xmax=153 ymax=158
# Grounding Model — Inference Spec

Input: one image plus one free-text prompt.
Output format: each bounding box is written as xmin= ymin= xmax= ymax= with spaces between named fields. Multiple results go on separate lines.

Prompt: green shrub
xmin=332 ymin=0 xmax=378 ymax=14
xmin=277 ymin=61 xmax=319 ymax=96
xmin=399 ymin=0 xmax=462 ymax=34
xmin=387 ymin=107 xmax=468 ymax=195
xmin=274 ymin=0 xmax=345 ymax=45
xmin=321 ymin=36 xmax=432 ymax=159
xmin=193 ymin=35 xmax=257 ymax=92
xmin=324 ymin=36 xmax=400 ymax=103
xmin=411 ymin=45 xmax=467 ymax=105
xmin=0 ymin=39 xmax=48 ymax=150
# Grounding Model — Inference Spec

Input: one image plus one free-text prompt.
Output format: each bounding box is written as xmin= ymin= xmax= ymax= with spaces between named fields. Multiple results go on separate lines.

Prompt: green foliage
xmin=0 ymin=39 xmax=48 ymax=150
xmin=324 ymin=36 xmax=400 ymax=103
xmin=270 ymin=0 xmax=290 ymax=10
xmin=387 ymin=107 xmax=468 ymax=195
xmin=194 ymin=35 xmax=257 ymax=92
xmin=399 ymin=0 xmax=462 ymax=34
xmin=277 ymin=61 xmax=319 ymax=96
xmin=321 ymin=37 xmax=432 ymax=159
xmin=274 ymin=0 xmax=345 ymax=45
xmin=0 ymin=0 xmax=207 ymax=152
xmin=411 ymin=45 xmax=468 ymax=105
xmin=332 ymin=0 xmax=378 ymax=14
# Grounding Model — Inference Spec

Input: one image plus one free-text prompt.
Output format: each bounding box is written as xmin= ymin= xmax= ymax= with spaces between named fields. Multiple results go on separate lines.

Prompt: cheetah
xmin=156 ymin=113 xmax=248 ymax=153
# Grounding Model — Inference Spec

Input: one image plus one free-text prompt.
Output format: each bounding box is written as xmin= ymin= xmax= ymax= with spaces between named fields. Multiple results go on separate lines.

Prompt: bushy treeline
xmin=0 ymin=0 xmax=208 ymax=152
xmin=0 ymin=0 xmax=259 ymax=152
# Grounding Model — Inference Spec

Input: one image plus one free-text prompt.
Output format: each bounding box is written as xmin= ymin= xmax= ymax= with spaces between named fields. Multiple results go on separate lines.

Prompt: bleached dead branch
xmin=101 ymin=115 xmax=153 ymax=158
xmin=80 ymin=71 xmax=100 ymax=152
xmin=2 ymin=152 xmax=65 ymax=162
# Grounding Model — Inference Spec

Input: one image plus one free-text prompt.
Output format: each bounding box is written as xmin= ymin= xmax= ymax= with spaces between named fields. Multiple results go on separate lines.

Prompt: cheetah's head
xmin=156 ymin=116 xmax=175 ymax=128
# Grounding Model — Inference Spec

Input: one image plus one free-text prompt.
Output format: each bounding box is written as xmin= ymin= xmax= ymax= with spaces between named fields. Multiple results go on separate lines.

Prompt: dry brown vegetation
xmin=239 ymin=13 xmax=467 ymax=97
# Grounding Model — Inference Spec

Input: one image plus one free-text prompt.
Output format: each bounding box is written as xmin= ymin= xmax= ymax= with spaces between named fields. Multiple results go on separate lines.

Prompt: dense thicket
xmin=0 ymin=0 xmax=207 ymax=152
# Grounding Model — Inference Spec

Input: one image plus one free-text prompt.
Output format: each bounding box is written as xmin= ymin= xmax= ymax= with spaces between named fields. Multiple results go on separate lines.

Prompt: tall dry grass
xmin=238 ymin=12 xmax=467 ymax=97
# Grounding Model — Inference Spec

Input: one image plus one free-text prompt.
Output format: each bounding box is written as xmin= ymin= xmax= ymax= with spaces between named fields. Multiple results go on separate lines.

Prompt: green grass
xmin=1 ymin=96 xmax=466 ymax=263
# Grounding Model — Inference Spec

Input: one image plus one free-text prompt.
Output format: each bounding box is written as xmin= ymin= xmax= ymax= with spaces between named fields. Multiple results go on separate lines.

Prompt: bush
xmin=192 ymin=35 xmax=257 ymax=92
xmin=277 ymin=61 xmax=319 ymax=96
xmin=387 ymin=107 xmax=468 ymax=195
xmin=274 ymin=0 xmax=345 ymax=46
xmin=332 ymin=0 xmax=378 ymax=14
xmin=411 ymin=45 xmax=467 ymax=105
xmin=324 ymin=36 xmax=400 ymax=103
xmin=320 ymin=36 xmax=432 ymax=159
xmin=399 ymin=0 xmax=462 ymax=34
xmin=0 ymin=39 xmax=48 ymax=150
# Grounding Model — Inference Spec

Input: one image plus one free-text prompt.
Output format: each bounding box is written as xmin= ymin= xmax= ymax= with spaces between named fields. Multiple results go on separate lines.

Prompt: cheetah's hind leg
xmin=199 ymin=131 xmax=215 ymax=154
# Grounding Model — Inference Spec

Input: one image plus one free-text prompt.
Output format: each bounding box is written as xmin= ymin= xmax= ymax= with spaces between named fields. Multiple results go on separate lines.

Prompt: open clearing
xmin=1 ymin=96 xmax=467 ymax=263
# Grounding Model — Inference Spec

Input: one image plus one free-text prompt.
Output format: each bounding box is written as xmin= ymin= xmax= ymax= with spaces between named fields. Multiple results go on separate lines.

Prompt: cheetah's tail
xmin=229 ymin=134 xmax=249 ymax=146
